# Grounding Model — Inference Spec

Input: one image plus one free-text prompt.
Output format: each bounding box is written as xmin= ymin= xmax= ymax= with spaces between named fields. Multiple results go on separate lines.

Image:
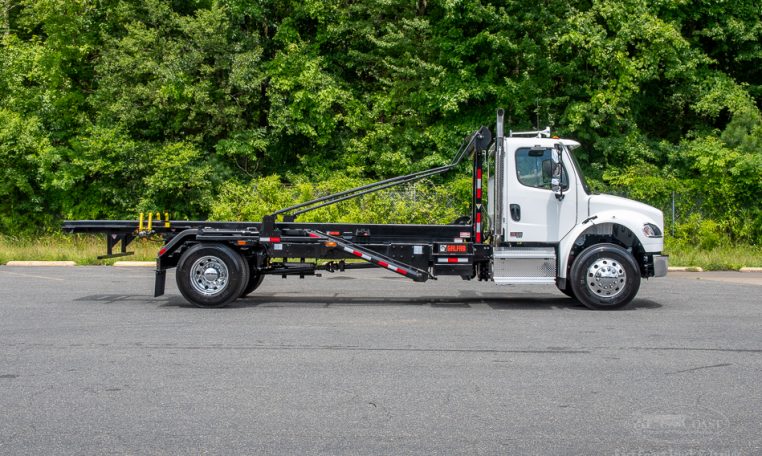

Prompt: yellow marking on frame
xmin=139 ymin=213 xmax=144 ymax=232
xmin=164 ymin=212 xmax=170 ymax=228
xmin=147 ymin=212 xmax=153 ymax=231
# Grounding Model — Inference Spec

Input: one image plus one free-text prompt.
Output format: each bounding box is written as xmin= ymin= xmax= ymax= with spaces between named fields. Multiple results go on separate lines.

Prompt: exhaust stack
xmin=493 ymin=108 xmax=505 ymax=244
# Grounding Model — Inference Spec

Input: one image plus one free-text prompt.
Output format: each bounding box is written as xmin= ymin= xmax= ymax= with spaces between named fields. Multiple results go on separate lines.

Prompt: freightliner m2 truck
xmin=63 ymin=109 xmax=668 ymax=310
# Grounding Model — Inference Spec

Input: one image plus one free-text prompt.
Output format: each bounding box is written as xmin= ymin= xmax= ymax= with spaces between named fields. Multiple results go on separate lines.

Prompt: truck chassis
xmin=63 ymin=113 xmax=667 ymax=310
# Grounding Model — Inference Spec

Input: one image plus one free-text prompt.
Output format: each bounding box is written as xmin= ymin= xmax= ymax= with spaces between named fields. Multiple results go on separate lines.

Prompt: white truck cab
xmin=488 ymin=110 xmax=668 ymax=309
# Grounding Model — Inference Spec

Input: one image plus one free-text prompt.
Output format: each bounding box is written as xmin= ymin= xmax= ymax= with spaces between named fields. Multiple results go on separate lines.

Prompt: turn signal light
xmin=324 ymin=241 xmax=337 ymax=248
xmin=643 ymin=223 xmax=663 ymax=238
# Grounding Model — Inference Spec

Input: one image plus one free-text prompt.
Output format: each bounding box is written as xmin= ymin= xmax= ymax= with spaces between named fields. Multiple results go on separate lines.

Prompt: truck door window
xmin=515 ymin=148 xmax=569 ymax=190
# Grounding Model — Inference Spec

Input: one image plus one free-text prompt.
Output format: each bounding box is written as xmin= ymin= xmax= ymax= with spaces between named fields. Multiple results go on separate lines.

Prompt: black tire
xmin=240 ymin=270 xmax=265 ymax=297
xmin=176 ymin=243 xmax=249 ymax=308
xmin=569 ymin=243 xmax=640 ymax=310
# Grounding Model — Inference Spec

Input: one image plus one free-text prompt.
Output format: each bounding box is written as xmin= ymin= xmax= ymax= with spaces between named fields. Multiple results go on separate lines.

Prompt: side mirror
xmin=552 ymin=143 xmax=564 ymax=200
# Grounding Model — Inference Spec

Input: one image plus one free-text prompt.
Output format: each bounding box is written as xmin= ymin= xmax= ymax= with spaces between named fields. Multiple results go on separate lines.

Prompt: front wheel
xmin=569 ymin=243 xmax=640 ymax=310
xmin=176 ymin=243 xmax=250 ymax=308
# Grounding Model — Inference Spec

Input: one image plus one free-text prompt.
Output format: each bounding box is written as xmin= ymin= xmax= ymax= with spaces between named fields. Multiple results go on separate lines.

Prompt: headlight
xmin=643 ymin=223 xmax=663 ymax=238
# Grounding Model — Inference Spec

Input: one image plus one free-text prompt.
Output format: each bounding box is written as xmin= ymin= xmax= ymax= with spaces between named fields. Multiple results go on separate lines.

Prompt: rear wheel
xmin=176 ymin=243 xmax=249 ymax=308
xmin=569 ymin=243 xmax=640 ymax=310
xmin=240 ymin=270 xmax=265 ymax=297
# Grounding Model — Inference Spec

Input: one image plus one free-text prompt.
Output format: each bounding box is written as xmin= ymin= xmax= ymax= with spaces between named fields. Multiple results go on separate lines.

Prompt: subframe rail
xmin=62 ymin=220 xmax=480 ymax=245
xmin=63 ymin=220 xmax=487 ymax=272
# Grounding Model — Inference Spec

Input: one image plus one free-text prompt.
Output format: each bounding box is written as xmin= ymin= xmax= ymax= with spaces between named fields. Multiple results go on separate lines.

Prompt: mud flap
xmin=154 ymin=269 xmax=166 ymax=297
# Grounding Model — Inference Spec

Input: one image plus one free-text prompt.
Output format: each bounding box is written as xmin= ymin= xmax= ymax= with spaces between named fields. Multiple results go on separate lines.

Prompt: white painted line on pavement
xmin=0 ymin=270 xmax=65 ymax=281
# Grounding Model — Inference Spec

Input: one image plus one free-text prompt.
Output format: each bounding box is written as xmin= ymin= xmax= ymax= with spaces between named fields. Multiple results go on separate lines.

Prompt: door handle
xmin=509 ymin=204 xmax=521 ymax=221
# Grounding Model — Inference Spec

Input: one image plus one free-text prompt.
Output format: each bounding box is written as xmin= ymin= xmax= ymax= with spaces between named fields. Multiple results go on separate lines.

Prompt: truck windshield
xmin=568 ymin=148 xmax=591 ymax=195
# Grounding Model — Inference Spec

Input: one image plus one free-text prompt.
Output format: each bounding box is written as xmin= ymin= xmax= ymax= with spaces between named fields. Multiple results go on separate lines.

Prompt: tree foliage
xmin=0 ymin=0 xmax=760 ymax=244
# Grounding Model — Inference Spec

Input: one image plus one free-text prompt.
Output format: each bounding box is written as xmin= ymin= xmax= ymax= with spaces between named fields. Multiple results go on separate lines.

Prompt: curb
xmin=668 ymin=266 xmax=704 ymax=272
xmin=5 ymin=261 xmax=77 ymax=267
xmin=740 ymin=267 xmax=762 ymax=273
xmin=113 ymin=261 xmax=155 ymax=267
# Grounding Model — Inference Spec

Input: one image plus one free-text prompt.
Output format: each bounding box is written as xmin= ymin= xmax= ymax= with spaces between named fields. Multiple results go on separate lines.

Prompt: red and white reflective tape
xmin=308 ymin=232 xmax=320 ymax=239
xmin=342 ymin=246 xmax=409 ymax=275
xmin=259 ymin=236 xmax=281 ymax=243
xmin=343 ymin=246 xmax=372 ymax=261
xmin=377 ymin=260 xmax=409 ymax=276
xmin=437 ymin=257 xmax=469 ymax=263
xmin=475 ymin=167 xmax=483 ymax=243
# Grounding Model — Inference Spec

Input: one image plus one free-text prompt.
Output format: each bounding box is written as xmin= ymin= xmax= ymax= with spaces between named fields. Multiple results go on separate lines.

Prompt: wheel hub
xmin=202 ymin=267 xmax=220 ymax=281
xmin=190 ymin=256 xmax=229 ymax=296
xmin=586 ymin=257 xmax=626 ymax=298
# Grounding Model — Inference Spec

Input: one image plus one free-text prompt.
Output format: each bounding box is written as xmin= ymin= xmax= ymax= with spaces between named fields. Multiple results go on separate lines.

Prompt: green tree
xmin=0 ymin=0 xmax=759 ymax=240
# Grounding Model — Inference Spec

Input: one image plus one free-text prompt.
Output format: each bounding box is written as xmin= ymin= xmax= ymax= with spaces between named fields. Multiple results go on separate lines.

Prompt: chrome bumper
xmin=653 ymin=255 xmax=669 ymax=277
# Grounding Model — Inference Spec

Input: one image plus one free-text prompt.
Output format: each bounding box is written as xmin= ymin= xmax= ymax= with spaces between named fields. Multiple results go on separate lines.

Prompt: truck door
xmin=502 ymin=144 xmax=578 ymax=243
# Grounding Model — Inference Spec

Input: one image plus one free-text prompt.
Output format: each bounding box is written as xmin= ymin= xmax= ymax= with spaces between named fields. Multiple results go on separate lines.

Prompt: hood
xmin=588 ymin=194 xmax=664 ymax=226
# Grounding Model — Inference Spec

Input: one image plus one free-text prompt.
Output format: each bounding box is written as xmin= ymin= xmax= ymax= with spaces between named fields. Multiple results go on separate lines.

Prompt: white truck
xmin=489 ymin=108 xmax=667 ymax=309
xmin=64 ymin=108 xmax=668 ymax=309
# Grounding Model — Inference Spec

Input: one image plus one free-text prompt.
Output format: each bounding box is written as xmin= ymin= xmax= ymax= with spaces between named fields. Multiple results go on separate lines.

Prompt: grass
xmin=1 ymin=234 xmax=761 ymax=270
xmin=664 ymin=240 xmax=762 ymax=271
xmin=0 ymin=233 xmax=160 ymax=265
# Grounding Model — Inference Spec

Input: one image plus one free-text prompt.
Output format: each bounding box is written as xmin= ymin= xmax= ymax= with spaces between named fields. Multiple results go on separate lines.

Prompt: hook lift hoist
xmin=63 ymin=109 xmax=668 ymax=310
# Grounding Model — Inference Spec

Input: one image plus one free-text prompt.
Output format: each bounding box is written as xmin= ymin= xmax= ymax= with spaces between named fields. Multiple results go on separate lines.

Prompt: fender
xmin=557 ymin=209 xmax=664 ymax=278
xmin=156 ymin=229 xmax=200 ymax=270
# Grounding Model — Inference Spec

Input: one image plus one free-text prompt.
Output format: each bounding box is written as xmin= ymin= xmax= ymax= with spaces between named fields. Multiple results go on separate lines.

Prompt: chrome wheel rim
xmin=190 ymin=256 xmax=229 ymax=296
xmin=586 ymin=257 xmax=626 ymax=298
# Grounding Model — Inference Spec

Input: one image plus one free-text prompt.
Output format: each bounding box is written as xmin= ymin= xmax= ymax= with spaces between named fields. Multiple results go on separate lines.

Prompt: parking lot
xmin=1 ymin=266 xmax=760 ymax=455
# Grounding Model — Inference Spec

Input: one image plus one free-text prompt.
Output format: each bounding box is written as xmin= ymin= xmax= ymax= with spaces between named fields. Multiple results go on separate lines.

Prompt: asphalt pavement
xmin=0 ymin=266 xmax=760 ymax=455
